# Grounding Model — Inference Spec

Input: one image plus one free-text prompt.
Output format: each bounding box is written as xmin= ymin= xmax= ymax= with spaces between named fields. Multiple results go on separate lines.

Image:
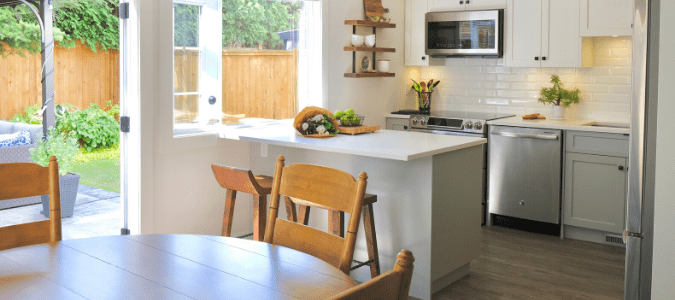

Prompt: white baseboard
xmin=564 ymin=225 xmax=626 ymax=247
xmin=431 ymin=262 xmax=471 ymax=294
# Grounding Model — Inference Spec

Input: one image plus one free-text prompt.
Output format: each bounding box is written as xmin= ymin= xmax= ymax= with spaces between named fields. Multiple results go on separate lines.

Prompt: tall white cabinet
xmin=580 ymin=0 xmax=634 ymax=36
xmin=406 ymin=0 xmax=430 ymax=66
xmin=505 ymin=0 xmax=581 ymax=68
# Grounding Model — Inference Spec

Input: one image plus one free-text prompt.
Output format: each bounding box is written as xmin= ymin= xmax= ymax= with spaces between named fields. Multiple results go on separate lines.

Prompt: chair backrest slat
xmin=272 ymin=218 xmax=345 ymax=268
xmin=0 ymin=157 xmax=62 ymax=251
xmin=279 ymin=164 xmax=357 ymax=213
xmin=264 ymin=156 xmax=368 ymax=275
xmin=329 ymin=250 xmax=415 ymax=300
xmin=0 ymin=163 xmax=49 ymax=201
xmin=211 ymin=165 xmax=265 ymax=195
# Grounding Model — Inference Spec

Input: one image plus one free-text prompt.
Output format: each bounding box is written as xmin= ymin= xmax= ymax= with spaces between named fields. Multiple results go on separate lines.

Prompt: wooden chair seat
xmin=211 ymin=165 xmax=273 ymax=241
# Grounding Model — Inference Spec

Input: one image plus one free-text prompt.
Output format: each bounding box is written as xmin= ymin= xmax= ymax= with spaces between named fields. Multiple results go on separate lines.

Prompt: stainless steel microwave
xmin=425 ymin=10 xmax=503 ymax=57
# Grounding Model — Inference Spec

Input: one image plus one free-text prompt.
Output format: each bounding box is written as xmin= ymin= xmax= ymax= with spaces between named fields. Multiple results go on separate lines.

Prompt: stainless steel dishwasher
xmin=488 ymin=126 xmax=562 ymax=224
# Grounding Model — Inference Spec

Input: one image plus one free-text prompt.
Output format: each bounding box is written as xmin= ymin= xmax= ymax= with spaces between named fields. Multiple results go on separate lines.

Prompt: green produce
xmin=340 ymin=116 xmax=351 ymax=126
xmin=345 ymin=109 xmax=355 ymax=116
xmin=334 ymin=110 xmax=344 ymax=119
xmin=351 ymin=115 xmax=361 ymax=124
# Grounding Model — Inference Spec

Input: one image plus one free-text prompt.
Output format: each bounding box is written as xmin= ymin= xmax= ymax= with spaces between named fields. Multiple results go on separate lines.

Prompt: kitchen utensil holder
xmin=417 ymin=91 xmax=432 ymax=113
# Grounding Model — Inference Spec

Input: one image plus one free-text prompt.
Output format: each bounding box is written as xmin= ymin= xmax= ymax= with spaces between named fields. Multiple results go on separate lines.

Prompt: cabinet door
xmin=466 ymin=0 xmax=506 ymax=10
xmin=541 ymin=0 xmax=581 ymax=67
xmin=505 ymin=0 xmax=542 ymax=67
xmin=564 ymin=153 xmax=627 ymax=233
xmin=428 ymin=0 xmax=466 ymax=12
xmin=405 ymin=0 xmax=429 ymax=66
xmin=580 ymin=0 xmax=634 ymax=36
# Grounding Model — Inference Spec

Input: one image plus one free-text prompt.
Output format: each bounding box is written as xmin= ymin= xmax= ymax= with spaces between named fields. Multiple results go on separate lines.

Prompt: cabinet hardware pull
xmin=459 ymin=1 xmax=464 ymax=4
xmin=619 ymin=166 xmax=625 ymax=171
xmin=535 ymin=57 xmax=539 ymax=60
xmin=404 ymin=126 xmax=408 ymax=130
xmin=542 ymin=57 xmax=547 ymax=61
xmin=422 ymin=56 xmax=426 ymax=60
xmin=466 ymin=0 xmax=470 ymax=3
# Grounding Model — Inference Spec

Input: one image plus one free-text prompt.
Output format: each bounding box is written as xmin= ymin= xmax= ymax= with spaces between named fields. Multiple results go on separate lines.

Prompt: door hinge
xmin=119 ymin=2 xmax=129 ymax=19
xmin=121 ymin=116 xmax=130 ymax=133
xmin=121 ymin=228 xmax=131 ymax=235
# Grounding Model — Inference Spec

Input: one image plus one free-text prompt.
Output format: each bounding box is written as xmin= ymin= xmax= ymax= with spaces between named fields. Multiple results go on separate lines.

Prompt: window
xmin=172 ymin=0 xmax=322 ymax=136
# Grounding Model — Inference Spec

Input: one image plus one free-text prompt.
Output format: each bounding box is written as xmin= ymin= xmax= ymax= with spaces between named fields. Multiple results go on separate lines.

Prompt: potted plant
xmin=538 ymin=75 xmax=580 ymax=119
xmin=29 ymin=127 xmax=80 ymax=218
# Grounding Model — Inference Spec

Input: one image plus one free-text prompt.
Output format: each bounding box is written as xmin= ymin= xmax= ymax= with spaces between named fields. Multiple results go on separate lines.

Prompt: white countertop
xmin=219 ymin=119 xmax=485 ymax=161
xmin=487 ymin=116 xmax=630 ymax=134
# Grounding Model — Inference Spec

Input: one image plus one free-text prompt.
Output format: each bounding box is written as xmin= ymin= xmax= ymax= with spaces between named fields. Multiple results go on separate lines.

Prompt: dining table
xmin=0 ymin=234 xmax=357 ymax=299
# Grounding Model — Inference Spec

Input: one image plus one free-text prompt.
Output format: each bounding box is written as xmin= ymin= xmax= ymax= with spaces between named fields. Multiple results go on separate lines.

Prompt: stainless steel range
xmin=408 ymin=110 xmax=515 ymax=224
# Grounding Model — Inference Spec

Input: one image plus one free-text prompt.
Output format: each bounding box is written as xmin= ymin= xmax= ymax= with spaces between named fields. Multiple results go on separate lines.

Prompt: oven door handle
xmin=492 ymin=131 xmax=559 ymax=140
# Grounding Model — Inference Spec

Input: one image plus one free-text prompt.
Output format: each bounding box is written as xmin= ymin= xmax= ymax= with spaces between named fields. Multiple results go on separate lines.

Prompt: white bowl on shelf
xmin=377 ymin=60 xmax=390 ymax=73
xmin=351 ymin=35 xmax=364 ymax=47
xmin=365 ymin=35 xmax=376 ymax=47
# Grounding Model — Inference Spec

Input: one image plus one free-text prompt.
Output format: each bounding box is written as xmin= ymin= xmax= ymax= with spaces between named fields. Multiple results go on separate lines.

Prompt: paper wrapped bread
xmin=294 ymin=106 xmax=340 ymax=138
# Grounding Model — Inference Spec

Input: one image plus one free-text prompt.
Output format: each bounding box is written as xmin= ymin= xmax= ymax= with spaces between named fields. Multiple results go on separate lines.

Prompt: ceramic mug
xmin=377 ymin=60 xmax=390 ymax=73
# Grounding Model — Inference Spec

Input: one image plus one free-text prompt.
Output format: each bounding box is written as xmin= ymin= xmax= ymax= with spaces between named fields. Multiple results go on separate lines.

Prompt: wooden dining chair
xmin=264 ymin=155 xmax=368 ymax=275
xmin=329 ymin=249 xmax=415 ymax=300
xmin=0 ymin=156 xmax=61 ymax=251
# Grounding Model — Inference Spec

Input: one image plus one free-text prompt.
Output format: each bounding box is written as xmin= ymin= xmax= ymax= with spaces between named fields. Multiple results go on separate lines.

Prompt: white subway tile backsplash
xmin=420 ymin=36 xmax=632 ymax=120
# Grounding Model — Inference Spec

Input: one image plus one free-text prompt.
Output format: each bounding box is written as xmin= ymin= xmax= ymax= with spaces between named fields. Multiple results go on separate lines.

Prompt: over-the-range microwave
xmin=425 ymin=9 xmax=504 ymax=57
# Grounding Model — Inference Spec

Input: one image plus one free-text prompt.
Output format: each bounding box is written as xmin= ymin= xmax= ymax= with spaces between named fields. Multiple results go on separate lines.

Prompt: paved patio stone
xmin=0 ymin=184 xmax=122 ymax=240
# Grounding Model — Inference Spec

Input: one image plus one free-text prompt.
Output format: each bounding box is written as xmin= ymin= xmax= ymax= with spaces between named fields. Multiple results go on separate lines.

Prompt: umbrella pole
xmin=39 ymin=0 xmax=55 ymax=137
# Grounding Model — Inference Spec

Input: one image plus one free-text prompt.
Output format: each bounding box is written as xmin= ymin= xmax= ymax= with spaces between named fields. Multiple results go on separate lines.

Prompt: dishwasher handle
xmin=492 ymin=131 xmax=559 ymax=140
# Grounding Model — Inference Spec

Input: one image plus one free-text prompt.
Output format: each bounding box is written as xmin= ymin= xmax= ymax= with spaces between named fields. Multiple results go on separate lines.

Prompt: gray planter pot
xmin=41 ymin=173 xmax=80 ymax=218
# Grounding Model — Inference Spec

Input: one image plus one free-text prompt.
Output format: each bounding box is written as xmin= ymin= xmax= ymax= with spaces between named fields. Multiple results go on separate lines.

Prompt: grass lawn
xmin=71 ymin=144 xmax=121 ymax=193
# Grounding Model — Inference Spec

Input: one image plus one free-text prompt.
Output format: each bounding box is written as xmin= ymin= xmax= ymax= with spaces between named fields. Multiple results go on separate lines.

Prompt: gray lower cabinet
xmin=564 ymin=152 xmax=628 ymax=233
xmin=386 ymin=117 xmax=410 ymax=131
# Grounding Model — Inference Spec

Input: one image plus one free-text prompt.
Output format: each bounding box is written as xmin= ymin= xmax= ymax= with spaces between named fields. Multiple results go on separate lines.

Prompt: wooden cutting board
xmin=338 ymin=125 xmax=380 ymax=135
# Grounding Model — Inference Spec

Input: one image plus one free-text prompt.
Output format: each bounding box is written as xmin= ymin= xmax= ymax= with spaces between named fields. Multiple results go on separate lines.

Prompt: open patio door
xmin=172 ymin=0 xmax=223 ymax=135
xmin=119 ymin=0 xmax=135 ymax=235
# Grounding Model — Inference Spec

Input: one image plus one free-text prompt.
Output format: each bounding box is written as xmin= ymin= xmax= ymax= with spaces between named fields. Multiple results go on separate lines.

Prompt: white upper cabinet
xmin=406 ymin=0 xmax=429 ymax=66
xmin=580 ymin=0 xmax=634 ymax=36
xmin=505 ymin=0 xmax=581 ymax=68
xmin=429 ymin=0 xmax=506 ymax=12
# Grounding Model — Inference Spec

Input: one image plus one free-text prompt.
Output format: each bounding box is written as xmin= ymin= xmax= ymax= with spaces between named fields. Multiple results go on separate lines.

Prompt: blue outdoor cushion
xmin=0 ymin=130 xmax=32 ymax=148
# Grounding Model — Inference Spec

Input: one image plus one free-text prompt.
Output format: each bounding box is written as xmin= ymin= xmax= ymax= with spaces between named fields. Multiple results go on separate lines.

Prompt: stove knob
xmin=420 ymin=118 xmax=427 ymax=126
xmin=412 ymin=118 xmax=418 ymax=125
xmin=474 ymin=122 xmax=483 ymax=130
xmin=464 ymin=121 xmax=473 ymax=129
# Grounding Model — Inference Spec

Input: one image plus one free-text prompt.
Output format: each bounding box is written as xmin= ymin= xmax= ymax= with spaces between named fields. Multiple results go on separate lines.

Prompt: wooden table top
xmin=0 ymin=234 xmax=357 ymax=300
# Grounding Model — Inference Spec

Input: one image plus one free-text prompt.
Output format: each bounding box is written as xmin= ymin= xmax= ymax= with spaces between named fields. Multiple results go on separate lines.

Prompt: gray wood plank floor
xmin=433 ymin=226 xmax=625 ymax=300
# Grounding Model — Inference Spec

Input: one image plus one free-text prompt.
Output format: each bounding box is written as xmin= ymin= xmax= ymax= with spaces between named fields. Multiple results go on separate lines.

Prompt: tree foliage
xmin=1 ymin=0 xmax=302 ymax=56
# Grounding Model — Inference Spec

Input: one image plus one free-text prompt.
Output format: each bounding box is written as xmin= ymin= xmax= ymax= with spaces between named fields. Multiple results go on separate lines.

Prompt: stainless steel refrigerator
xmin=625 ymin=0 xmax=659 ymax=299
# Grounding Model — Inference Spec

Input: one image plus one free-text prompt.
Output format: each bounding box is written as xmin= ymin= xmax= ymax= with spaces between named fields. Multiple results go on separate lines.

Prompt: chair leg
xmin=298 ymin=205 xmax=311 ymax=226
xmin=328 ymin=210 xmax=345 ymax=238
xmin=253 ymin=195 xmax=267 ymax=241
xmin=222 ymin=189 xmax=237 ymax=237
xmin=363 ymin=203 xmax=380 ymax=278
xmin=284 ymin=196 xmax=297 ymax=222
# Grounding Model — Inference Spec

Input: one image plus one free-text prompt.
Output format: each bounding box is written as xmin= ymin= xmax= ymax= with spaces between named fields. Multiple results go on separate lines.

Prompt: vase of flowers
xmin=538 ymin=75 xmax=580 ymax=120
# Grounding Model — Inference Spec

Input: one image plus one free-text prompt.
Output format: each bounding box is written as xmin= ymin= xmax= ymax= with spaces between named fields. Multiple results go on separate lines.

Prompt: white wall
xmin=417 ymin=37 xmax=632 ymax=120
xmin=651 ymin=0 xmax=675 ymax=296
xmin=324 ymin=0 xmax=409 ymax=127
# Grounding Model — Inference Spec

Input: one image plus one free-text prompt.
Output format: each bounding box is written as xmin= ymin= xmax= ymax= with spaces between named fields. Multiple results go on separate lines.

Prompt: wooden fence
xmin=0 ymin=42 xmax=120 ymax=120
xmin=2 ymin=45 xmax=297 ymax=122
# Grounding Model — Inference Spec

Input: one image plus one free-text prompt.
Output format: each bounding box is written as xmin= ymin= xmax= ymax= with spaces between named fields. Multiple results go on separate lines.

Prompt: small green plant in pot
xmin=29 ymin=127 xmax=81 ymax=218
xmin=539 ymin=75 xmax=580 ymax=120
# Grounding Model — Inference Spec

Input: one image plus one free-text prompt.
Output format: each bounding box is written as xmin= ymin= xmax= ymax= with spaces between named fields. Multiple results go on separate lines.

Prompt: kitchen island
xmin=220 ymin=120 xmax=485 ymax=300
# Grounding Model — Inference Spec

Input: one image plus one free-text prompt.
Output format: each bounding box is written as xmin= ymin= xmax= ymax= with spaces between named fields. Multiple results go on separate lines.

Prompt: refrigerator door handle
xmin=625 ymin=235 xmax=642 ymax=300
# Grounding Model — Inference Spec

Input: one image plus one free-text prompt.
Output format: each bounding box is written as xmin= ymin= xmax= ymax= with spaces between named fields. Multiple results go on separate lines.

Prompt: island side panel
xmin=249 ymin=143 xmax=434 ymax=299
xmin=431 ymin=145 xmax=483 ymax=293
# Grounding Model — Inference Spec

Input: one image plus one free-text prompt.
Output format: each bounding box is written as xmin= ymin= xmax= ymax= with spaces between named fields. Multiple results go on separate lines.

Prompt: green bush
xmin=57 ymin=101 xmax=120 ymax=152
xmin=29 ymin=127 xmax=79 ymax=176
xmin=10 ymin=104 xmax=42 ymax=124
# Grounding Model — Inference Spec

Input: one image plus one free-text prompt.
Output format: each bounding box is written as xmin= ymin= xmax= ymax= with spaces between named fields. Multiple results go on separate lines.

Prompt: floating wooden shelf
xmin=344 ymin=72 xmax=395 ymax=78
xmin=344 ymin=46 xmax=395 ymax=53
xmin=344 ymin=20 xmax=396 ymax=28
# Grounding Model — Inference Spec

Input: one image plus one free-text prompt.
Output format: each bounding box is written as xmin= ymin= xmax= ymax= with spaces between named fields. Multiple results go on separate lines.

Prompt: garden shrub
xmin=10 ymin=104 xmax=42 ymax=124
xmin=57 ymin=101 xmax=120 ymax=152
